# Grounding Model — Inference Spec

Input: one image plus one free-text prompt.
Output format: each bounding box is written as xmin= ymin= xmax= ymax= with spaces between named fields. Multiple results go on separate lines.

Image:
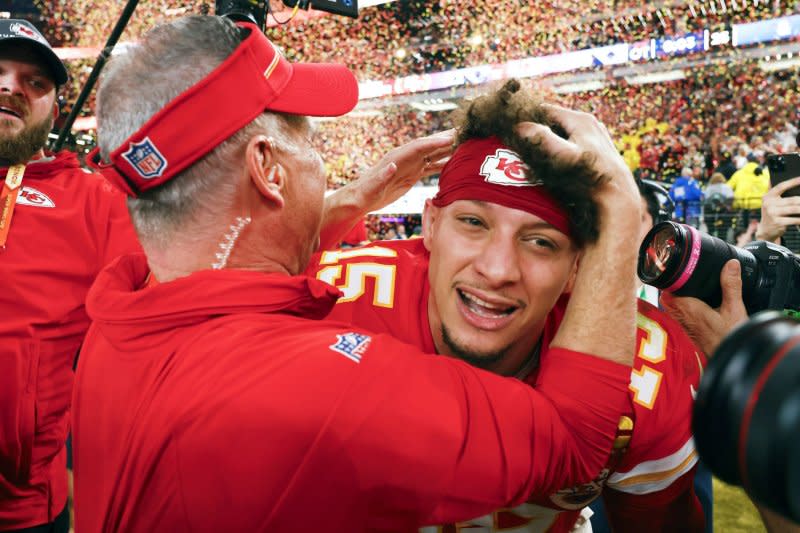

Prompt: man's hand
xmin=660 ymin=259 xmax=749 ymax=355
xmin=349 ymin=130 xmax=454 ymax=214
xmin=756 ymin=176 xmax=800 ymax=243
xmin=515 ymin=104 xmax=640 ymax=227
xmin=318 ymin=130 xmax=454 ymax=250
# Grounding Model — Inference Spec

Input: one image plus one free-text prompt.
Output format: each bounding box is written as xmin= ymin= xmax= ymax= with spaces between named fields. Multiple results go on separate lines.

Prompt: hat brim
xmin=4 ymin=37 xmax=68 ymax=86
xmin=266 ymin=62 xmax=358 ymax=117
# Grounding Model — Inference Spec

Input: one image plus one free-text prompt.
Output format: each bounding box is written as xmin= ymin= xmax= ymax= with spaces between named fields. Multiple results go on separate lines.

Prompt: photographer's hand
xmin=660 ymin=259 xmax=748 ymax=354
xmin=756 ymin=176 xmax=800 ymax=244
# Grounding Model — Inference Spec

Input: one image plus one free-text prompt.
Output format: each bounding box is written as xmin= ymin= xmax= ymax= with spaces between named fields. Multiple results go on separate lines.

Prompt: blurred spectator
xmin=670 ymin=167 xmax=704 ymax=226
xmin=728 ymin=155 xmax=771 ymax=210
xmin=714 ymin=150 xmax=737 ymax=180
xmin=704 ymin=172 xmax=736 ymax=240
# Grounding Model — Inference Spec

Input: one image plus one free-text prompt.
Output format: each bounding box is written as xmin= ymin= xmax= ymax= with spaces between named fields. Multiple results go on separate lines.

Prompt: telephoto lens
xmin=638 ymin=221 xmax=759 ymax=308
xmin=693 ymin=311 xmax=800 ymax=523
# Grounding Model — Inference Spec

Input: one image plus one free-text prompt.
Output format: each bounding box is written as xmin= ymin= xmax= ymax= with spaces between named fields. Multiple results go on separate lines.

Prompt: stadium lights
xmin=553 ymin=80 xmax=606 ymax=94
xmin=409 ymin=99 xmax=458 ymax=112
xmin=758 ymin=57 xmax=800 ymax=72
xmin=625 ymin=69 xmax=686 ymax=85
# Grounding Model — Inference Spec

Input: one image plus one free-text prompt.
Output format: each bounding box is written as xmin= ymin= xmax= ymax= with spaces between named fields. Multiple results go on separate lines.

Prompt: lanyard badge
xmin=0 ymin=164 xmax=26 ymax=247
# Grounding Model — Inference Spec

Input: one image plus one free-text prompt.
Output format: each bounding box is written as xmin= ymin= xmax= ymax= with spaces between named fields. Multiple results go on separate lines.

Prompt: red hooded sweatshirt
xmin=73 ymin=253 xmax=631 ymax=533
xmin=0 ymin=151 xmax=140 ymax=529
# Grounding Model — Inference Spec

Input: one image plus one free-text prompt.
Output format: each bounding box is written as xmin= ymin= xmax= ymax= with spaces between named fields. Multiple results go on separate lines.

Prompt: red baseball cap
xmin=87 ymin=23 xmax=358 ymax=197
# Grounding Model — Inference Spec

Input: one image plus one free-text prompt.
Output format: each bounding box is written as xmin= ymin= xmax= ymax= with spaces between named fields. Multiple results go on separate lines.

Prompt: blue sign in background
xmin=732 ymin=15 xmax=800 ymax=46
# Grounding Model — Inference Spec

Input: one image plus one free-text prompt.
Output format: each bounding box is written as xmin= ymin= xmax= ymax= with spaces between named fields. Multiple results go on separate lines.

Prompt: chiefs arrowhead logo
xmin=9 ymin=23 xmax=48 ymax=45
xmin=17 ymin=186 xmax=55 ymax=208
xmin=479 ymin=149 xmax=539 ymax=187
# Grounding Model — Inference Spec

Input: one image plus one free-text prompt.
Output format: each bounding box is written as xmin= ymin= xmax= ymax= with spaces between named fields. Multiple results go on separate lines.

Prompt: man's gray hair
xmin=97 ymin=15 xmax=306 ymax=243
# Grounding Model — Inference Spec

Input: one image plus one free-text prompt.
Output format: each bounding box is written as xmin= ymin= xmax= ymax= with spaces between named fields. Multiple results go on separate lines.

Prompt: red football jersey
xmin=307 ymin=239 xmax=706 ymax=532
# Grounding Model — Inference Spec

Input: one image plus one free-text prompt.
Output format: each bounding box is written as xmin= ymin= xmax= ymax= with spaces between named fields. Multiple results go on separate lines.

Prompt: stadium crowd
xmin=35 ymin=0 xmax=797 ymax=118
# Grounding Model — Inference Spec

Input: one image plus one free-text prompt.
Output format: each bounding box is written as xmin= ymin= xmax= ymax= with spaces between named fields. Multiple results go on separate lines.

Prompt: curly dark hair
xmin=451 ymin=79 xmax=604 ymax=245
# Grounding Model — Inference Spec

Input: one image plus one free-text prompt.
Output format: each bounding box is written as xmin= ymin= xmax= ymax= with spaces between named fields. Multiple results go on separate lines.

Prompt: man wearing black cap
xmin=0 ymin=19 xmax=140 ymax=533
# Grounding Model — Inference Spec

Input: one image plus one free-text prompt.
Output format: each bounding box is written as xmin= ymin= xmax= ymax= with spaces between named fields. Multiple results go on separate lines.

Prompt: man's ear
xmin=421 ymin=199 xmax=439 ymax=252
xmin=247 ymin=135 xmax=284 ymax=208
xmin=563 ymin=252 xmax=580 ymax=295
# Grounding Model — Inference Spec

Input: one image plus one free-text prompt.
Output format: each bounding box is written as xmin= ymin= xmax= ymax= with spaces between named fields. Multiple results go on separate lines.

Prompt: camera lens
xmin=638 ymin=221 xmax=759 ymax=308
xmin=693 ymin=311 xmax=800 ymax=522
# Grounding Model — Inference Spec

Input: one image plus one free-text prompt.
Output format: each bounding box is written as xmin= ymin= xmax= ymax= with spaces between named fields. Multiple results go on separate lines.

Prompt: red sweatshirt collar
xmin=87 ymin=254 xmax=342 ymax=348
xmin=0 ymin=150 xmax=81 ymax=179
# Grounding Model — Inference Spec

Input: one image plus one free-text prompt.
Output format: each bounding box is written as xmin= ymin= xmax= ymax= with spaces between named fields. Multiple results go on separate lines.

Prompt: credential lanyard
xmin=0 ymin=164 xmax=26 ymax=247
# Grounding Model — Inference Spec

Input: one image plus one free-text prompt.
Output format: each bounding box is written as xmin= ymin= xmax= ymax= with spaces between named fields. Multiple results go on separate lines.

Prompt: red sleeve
xmin=268 ymin=330 xmax=629 ymax=530
xmin=602 ymin=468 xmax=705 ymax=533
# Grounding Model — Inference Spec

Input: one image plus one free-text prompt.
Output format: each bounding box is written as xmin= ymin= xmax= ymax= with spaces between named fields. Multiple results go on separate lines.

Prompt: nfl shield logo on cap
xmin=121 ymin=137 xmax=168 ymax=179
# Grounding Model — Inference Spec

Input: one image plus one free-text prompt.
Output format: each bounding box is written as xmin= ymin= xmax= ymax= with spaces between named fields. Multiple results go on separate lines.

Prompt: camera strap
xmin=0 ymin=164 xmax=26 ymax=248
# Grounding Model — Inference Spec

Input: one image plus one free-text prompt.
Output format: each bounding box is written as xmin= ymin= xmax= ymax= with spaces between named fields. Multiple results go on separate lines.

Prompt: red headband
xmin=86 ymin=23 xmax=358 ymax=197
xmin=432 ymin=137 xmax=572 ymax=237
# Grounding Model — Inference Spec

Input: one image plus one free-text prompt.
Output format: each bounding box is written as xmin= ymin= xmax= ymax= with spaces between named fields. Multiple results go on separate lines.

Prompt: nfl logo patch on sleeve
xmin=330 ymin=332 xmax=372 ymax=363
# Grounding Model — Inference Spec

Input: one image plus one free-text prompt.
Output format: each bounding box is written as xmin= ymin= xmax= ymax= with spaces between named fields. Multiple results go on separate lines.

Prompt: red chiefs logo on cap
xmin=479 ymin=149 xmax=539 ymax=187
xmin=10 ymin=23 xmax=47 ymax=45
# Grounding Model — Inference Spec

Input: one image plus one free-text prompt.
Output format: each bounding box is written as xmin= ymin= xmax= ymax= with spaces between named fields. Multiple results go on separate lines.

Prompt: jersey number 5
xmin=316 ymin=247 xmax=398 ymax=308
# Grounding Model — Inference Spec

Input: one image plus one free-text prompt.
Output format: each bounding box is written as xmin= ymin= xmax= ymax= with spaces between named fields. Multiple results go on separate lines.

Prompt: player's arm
xmin=318 ymin=131 xmax=452 ymax=250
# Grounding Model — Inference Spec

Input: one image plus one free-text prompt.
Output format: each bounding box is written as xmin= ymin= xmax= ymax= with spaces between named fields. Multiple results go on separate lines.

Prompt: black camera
xmin=216 ymin=0 xmax=268 ymax=29
xmin=638 ymin=221 xmax=800 ymax=313
xmin=693 ymin=311 xmax=800 ymax=523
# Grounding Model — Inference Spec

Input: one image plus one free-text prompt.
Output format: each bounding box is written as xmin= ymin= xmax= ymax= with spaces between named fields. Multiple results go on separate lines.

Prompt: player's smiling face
xmin=423 ymin=199 xmax=578 ymax=375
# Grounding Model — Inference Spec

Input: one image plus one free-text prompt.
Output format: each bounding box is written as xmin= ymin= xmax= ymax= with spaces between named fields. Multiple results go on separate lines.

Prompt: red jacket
xmin=73 ymin=254 xmax=631 ymax=533
xmin=307 ymin=239 xmax=705 ymax=532
xmin=0 ymin=152 xmax=140 ymax=529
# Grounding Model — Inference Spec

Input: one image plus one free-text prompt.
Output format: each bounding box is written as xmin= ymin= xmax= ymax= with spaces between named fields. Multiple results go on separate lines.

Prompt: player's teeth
xmin=461 ymin=291 xmax=504 ymax=310
xmin=461 ymin=291 xmax=512 ymax=317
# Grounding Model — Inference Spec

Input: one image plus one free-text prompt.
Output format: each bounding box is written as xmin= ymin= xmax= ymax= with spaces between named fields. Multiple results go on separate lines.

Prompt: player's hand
xmin=756 ymin=176 xmax=800 ymax=243
xmin=353 ymin=130 xmax=453 ymax=213
xmin=515 ymin=105 xmax=639 ymax=229
xmin=660 ymin=259 xmax=748 ymax=355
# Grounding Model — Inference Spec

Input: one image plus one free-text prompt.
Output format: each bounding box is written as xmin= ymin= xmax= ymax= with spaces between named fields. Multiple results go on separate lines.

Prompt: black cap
xmin=0 ymin=19 xmax=68 ymax=86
